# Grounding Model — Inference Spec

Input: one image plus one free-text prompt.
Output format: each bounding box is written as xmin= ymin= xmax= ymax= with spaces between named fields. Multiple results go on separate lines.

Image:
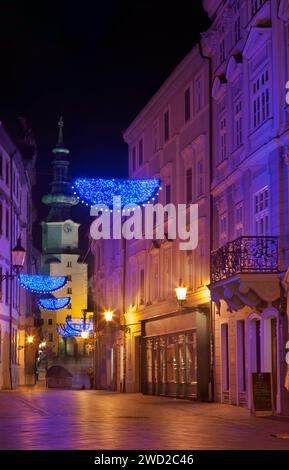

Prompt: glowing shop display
xmin=18 ymin=274 xmax=68 ymax=293
xmin=37 ymin=297 xmax=71 ymax=310
xmin=72 ymin=177 xmax=161 ymax=209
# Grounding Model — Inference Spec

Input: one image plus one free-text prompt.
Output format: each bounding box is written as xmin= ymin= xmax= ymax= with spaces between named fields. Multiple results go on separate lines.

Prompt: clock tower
xmin=40 ymin=118 xmax=88 ymax=367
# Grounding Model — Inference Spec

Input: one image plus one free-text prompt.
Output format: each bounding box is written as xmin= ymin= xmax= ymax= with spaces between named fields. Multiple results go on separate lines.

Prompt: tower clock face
xmin=63 ymin=223 xmax=72 ymax=233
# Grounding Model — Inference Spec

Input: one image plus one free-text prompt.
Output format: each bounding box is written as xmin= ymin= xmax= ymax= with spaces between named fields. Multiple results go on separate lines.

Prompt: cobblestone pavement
xmin=1 ymin=387 xmax=289 ymax=450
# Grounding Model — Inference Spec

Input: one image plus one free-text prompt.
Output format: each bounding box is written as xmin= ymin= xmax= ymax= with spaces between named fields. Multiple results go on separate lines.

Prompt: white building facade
xmin=204 ymin=0 xmax=289 ymax=414
xmin=0 ymin=121 xmax=37 ymax=389
xmin=91 ymin=46 xmax=212 ymax=399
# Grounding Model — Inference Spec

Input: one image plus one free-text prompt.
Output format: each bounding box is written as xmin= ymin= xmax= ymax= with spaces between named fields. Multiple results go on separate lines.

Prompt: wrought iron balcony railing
xmin=211 ymin=236 xmax=279 ymax=284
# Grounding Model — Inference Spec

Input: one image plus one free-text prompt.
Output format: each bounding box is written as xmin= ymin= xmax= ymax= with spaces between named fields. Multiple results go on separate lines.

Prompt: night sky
xmin=0 ymin=0 xmax=209 ymax=247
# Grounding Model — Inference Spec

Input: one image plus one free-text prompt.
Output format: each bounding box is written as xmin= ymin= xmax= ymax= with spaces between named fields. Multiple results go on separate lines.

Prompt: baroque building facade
xmin=91 ymin=46 xmax=212 ymax=399
xmin=91 ymin=0 xmax=289 ymax=414
xmin=203 ymin=0 xmax=289 ymax=413
xmin=0 ymin=120 xmax=37 ymax=389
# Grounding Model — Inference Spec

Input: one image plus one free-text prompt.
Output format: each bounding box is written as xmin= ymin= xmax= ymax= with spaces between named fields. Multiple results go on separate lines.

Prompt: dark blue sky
xmin=1 ymin=0 xmax=209 ymax=231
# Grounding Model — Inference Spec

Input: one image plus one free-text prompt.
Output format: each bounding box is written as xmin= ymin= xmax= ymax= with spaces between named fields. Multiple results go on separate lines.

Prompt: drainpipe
xmin=122 ymin=237 xmax=127 ymax=392
xmin=198 ymin=39 xmax=214 ymax=402
xmin=9 ymin=148 xmax=17 ymax=390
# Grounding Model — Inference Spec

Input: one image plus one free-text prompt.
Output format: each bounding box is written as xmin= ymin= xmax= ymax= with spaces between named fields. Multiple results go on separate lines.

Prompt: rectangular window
xmin=234 ymin=1 xmax=241 ymax=43
xmin=235 ymin=203 xmax=243 ymax=237
xmin=254 ymin=187 xmax=269 ymax=235
xmin=186 ymin=168 xmax=192 ymax=203
xmin=140 ymin=269 xmax=145 ymax=305
xmin=132 ymin=146 xmax=136 ymax=172
xmin=165 ymin=184 xmax=171 ymax=204
xmin=197 ymin=160 xmax=204 ymax=197
xmin=251 ymin=0 xmax=265 ymax=17
xmin=184 ymin=87 xmax=191 ymax=122
xmin=194 ymin=76 xmax=203 ymax=113
xmin=235 ymin=99 xmax=242 ymax=147
xmin=48 ymin=333 xmax=53 ymax=342
xmin=138 ymin=138 xmax=143 ymax=166
xmin=164 ymin=110 xmax=170 ymax=142
xmin=220 ymin=212 xmax=227 ymax=245
xmin=67 ymin=261 xmax=72 ymax=268
xmin=220 ymin=114 xmax=227 ymax=162
xmin=67 ymin=287 xmax=72 ymax=294
xmin=48 ymin=318 xmax=53 ymax=325
xmin=67 ymin=275 xmax=72 ymax=281
xmin=252 ymin=68 xmax=270 ymax=129
xmin=152 ymin=121 xmax=159 ymax=153
xmin=6 ymin=161 xmax=9 ymax=186
xmin=219 ymin=26 xmax=225 ymax=64
xmin=6 ymin=208 xmax=9 ymax=239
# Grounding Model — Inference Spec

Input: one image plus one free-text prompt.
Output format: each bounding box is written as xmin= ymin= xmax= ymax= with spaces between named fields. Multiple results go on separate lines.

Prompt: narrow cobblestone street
xmin=0 ymin=387 xmax=289 ymax=450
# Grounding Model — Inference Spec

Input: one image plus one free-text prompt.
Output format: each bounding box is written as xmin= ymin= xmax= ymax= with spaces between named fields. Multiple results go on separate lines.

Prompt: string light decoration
xmin=57 ymin=325 xmax=71 ymax=337
xmin=18 ymin=274 xmax=67 ymax=294
xmin=37 ymin=297 xmax=71 ymax=310
xmin=66 ymin=317 xmax=93 ymax=332
xmin=72 ymin=177 xmax=162 ymax=209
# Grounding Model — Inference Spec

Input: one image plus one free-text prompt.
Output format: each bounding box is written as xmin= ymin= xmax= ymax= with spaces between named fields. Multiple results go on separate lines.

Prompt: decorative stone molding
xmin=212 ymin=73 xmax=227 ymax=100
xmin=209 ymin=273 xmax=281 ymax=313
xmin=243 ymin=26 xmax=271 ymax=60
xmin=226 ymin=53 xmax=243 ymax=83
xmin=201 ymin=29 xmax=219 ymax=56
xmin=278 ymin=0 xmax=289 ymax=21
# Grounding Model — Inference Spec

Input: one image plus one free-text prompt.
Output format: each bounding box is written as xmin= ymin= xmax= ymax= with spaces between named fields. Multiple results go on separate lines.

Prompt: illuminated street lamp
xmin=81 ymin=330 xmax=89 ymax=339
xmin=175 ymin=279 xmax=187 ymax=308
xmin=11 ymin=237 xmax=26 ymax=274
xmin=27 ymin=335 xmax=34 ymax=344
xmin=104 ymin=310 xmax=113 ymax=322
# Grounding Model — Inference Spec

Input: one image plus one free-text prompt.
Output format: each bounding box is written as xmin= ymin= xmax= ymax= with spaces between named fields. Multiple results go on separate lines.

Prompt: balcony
xmin=211 ymin=236 xmax=279 ymax=284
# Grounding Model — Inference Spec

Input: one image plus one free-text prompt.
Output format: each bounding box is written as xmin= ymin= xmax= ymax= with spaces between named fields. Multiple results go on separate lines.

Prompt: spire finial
xmin=57 ymin=116 xmax=64 ymax=146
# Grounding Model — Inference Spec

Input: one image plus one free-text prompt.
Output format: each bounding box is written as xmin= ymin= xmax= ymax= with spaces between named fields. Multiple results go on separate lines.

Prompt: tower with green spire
xmin=42 ymin=116 xmax=78 ymax=222
xmin=40 ymin=118 xmax=88 ymax=367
